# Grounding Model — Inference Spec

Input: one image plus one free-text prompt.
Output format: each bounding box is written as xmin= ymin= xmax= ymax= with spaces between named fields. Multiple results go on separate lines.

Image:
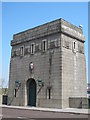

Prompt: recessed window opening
xmin=43 ymin=41 xmax=46 ymax=51
xmin=31 ymin=43 xmax=35 ymax=54
xmin=73 ymin=42 xmax=76 ymax=49
xmin=48 ymin=88 xmax=51 ymax=99
xmin=32 ymin=44 xmax=34 ymax=54
xmin=14 ymin=89 xmax=17 ymax=97
xmin=74 ymin=42 xmax=76 ymax=49
xmin=47 ymin=87 xmax=52 ymax=100
xmin=20 ymin=46 xmax=24 ymax=56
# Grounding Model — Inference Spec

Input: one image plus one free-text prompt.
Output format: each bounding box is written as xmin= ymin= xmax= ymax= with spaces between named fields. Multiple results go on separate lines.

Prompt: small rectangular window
xmin=48 ymin=88 xmax=51 ymax=99
xmin=42 ymin=40 xmax=47 ymax=52
xmin=47 ymin=87 xmax=52 ymax=99
xmin=14 ymin=89 xmax=17 ymax=97
xmin=43 ymin=41 xmax=46 ymax=51
xmin=72 ymin=41 xmax=78 ymax=53
xmin=74 ymin=42 xmax=75 ymax=49
xmin=20 ymin=46 xmax=24 ymax=56
xmin=31 ymin=43 xmax=35 ymax=54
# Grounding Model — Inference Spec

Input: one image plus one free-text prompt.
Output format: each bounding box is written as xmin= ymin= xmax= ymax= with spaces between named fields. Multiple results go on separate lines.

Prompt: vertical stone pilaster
xmin=24 ymin=82 xmax=27 ymax=106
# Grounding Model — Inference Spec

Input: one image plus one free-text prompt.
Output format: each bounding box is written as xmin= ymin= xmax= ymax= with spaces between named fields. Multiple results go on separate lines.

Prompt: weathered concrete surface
xmin=8 ymin=18 xmax=87 ymax=109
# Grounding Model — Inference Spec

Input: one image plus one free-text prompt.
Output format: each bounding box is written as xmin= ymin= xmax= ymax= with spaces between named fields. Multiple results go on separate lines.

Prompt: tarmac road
xmin=1 ymin=107 xmax=89 ymax=120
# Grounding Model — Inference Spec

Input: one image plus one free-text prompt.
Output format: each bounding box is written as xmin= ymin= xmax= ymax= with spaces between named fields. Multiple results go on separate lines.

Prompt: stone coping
xmin=11 ymin=19 xmax=85 ymax=46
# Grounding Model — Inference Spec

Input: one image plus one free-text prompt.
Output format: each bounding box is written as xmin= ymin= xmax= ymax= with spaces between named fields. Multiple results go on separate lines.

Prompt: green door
xmin=88 ymin=99 xmax=90 ymax=108
xmin=28 ymin=79 xmax=36 ymax=106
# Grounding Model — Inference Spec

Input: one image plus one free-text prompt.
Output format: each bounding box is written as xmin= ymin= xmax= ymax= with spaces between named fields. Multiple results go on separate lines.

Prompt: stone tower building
xmin=8 ymin=18 xmax=87 ymax=108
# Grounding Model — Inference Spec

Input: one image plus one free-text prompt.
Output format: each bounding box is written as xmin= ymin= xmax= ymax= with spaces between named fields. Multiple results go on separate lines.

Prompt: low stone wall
xmin=38 ymin=99 xmax=62 ymax=109
xmin=69 ymin=97 xmax=88 ymax=109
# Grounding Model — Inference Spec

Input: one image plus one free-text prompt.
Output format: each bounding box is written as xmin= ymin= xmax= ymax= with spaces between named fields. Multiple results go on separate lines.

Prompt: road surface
xmin=1 ymin=107 xmax=89 ymax=120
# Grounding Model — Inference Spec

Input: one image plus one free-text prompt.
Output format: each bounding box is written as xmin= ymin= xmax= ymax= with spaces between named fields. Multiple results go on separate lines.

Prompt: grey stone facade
xmin=8 ymin=18 xmax=87 ymax=108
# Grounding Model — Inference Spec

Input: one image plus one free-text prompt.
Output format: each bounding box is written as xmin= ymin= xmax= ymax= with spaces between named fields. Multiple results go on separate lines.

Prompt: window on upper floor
xmin=42 ymin=40 xmax=47 ymax=52
xmin=74 ymin=42 xmax=75 ymax=49
xmin=31 ymin=43 xmax=35 ymax=54
xmin=72 ymin=41 xmax=78 ymax=53
xmin=43 ymin=41 xmax=46 ymax=51
xmin=20 ymin=46 xmax=24 ymax=56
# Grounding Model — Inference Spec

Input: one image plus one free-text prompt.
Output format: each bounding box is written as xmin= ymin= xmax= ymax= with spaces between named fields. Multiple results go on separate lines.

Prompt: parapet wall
xmin=11 ymin=18 xmax=85 ymax=46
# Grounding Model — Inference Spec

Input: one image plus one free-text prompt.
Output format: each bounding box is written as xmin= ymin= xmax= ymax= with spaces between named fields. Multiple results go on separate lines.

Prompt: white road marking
xmin=17 ymin=117 xmax=35 ymax=120
xmin=17 ymin=116 xmax=26 ymax=119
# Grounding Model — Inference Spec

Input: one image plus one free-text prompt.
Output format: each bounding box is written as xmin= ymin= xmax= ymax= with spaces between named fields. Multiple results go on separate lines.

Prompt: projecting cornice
xmin=11 ymin=18 xmax=85 ymax=46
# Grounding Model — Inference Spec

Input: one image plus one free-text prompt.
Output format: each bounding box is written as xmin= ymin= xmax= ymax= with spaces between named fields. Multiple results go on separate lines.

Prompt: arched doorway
xmin=27 ymin=79 xmax=36 ymax=106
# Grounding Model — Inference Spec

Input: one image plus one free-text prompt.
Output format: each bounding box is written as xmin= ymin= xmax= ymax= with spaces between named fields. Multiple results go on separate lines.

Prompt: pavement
xmin=1 ymin=105 xmax=90 ymax=115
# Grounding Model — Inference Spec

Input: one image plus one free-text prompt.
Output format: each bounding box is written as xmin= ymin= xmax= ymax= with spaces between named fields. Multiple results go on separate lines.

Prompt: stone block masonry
xmin=8 ymin=18 xmax=87 ymax=108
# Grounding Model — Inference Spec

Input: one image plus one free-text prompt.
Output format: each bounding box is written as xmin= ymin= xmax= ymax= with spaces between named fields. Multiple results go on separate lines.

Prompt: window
xmin=43 ymin=41 xmax=46 ymax=51
xmin=14 ymin=89 xmax=17 ymax=97
xmin=31 ymin=43 xmax=35 ymax=54
xmin=74 ymin=42 xmax=75 ymax=49
xmin=20 ymin=46 xmax=24 ymax=56
xmin=47 ymin=87 xmax=52 ymax=99
xmin=42 ymin=40 xmax=47 ymax=52
xmin=48 ymin=88 xmax=51 ymax=99
xmin=72 ymin=41 xmax=78 ymax=52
